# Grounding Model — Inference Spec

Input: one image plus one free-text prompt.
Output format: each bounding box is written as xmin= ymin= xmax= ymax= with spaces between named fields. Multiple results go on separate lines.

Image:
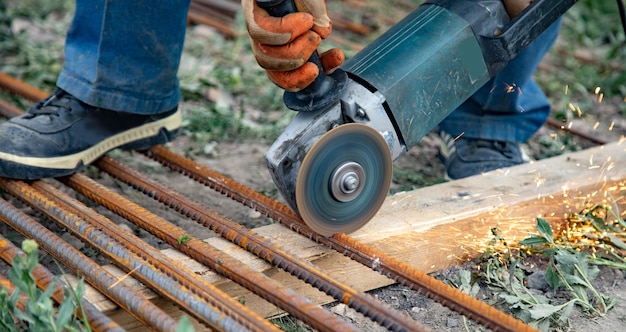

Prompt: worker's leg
xmin=438 ymin=18 xmax=562 ymax=179
xmin=0 ymin=0 xmax=191 ymax=180
xmin=57 ymin=0 xmax=191 ymax=114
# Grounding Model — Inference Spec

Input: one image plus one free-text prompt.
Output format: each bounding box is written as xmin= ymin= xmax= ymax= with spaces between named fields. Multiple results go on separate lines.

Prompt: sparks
xmin=504 ymin=82 xmax=521 ymax=94
xmin=535 ymin=174 xmax=546 ymax=188
xmin=568 ymin=102 xmax=576 ymax=112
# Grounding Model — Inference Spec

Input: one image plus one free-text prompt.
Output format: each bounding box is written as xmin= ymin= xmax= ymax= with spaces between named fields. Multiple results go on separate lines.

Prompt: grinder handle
xmin=256 ymin=0 xmax=346 ymax=112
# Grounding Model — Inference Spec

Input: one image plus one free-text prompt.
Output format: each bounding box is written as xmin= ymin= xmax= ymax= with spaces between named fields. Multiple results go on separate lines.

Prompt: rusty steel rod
xmin=146 ymin=145 xmax=538 ymax=332
xmin=0 ymin=197 xmax=179 ymax=332
xmin=0 ymin=98 xmax=24 ymax=118
xmin=29 ymin=179 xmax=282 ymax=332
xmin=0 ymin=273 xmax=29 ymax=313
xmin=193 ymin=0 xmax=240 ymax=16
xmin=0 ymin=178 xmax=278 ymax=332
xmin=187 ymin=6 xmax=236 ymax=38
xmin=0 ymin=72 xmax=48 ymax=102
xmin=58 ymin=171 xmax=360 ymax=332
xmin=545 ymin=118 xmax=608 ymax=145
xmin=98 ymin=154 xmax=427 ymax=332
xmin=0 ymin=232 xmax=124 ymax=332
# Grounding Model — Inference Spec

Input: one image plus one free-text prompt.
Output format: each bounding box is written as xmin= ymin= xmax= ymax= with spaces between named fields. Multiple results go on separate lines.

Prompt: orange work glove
xmin=242 ymin=0 xmax=344 ymax=92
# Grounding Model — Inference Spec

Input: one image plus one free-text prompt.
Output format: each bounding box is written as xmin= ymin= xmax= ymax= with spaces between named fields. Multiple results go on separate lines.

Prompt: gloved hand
xmin=242 ymin=0 xmax=344 ymax=92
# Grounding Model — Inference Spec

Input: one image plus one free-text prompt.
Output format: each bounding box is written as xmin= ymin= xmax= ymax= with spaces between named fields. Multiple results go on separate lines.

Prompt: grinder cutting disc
xmin=296 ymin=123 xmax=393 ymax=236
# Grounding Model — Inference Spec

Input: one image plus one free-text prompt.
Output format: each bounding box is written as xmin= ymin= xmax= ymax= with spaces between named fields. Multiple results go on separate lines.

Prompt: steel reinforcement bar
xmin=146 ymin=145 xmax=538 ymax=332
xmin=0 ymin=197 xmax=179 ymax=332
xmin=57 ymin=172 xmax=362 ymax=332
xmin=0 ymin=231 xmax=124 ymax=332
xmin=0 ymin=178 xmax=279 ymax=332
xmin=95 ymin=155 xmax=428 ymax=332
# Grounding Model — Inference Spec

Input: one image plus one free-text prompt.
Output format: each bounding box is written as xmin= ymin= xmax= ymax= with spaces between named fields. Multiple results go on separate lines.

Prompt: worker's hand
xmin=242 ymin=0 xmax=344 ymax=92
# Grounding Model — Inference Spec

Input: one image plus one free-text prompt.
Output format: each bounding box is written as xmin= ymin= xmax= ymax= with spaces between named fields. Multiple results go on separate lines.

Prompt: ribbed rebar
xmin=0 ymin=98 xmax=23 ymax=118
xmin=0 ymin=232 xmax=124 ymax=332
xmin=0 ymin=197 xmax=179 ymax=331
xmin=146 ymin=145 xmax=538 ymax=332
xmin=98 ymin=154 xmax=427 ymax=332
xmin=0 ymin=273 xmax=28 ymax=312
xmin=0 ymin=72 xmax=48 ymax=102
xmin=59 ymin=172 xmax=360 ymax=332
xmin=0 ymin=178 xmax=278 ymax=332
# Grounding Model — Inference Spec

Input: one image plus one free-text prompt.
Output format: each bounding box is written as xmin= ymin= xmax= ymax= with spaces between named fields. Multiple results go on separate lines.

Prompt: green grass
xmin=0 ymin=0 xmax=70 ymax=93
xmin=537 ymin=0 xmax=626 ymax=114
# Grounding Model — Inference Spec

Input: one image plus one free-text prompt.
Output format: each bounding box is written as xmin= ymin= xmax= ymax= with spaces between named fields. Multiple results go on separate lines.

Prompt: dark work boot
xmin=0 ymin=89 xmax=181 ymax=180
xmin=438 ymin=130 xmax=529 ymax=179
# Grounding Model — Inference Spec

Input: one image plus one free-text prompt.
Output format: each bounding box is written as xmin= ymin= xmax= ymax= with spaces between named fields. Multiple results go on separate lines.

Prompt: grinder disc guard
xmin=265 ymin=76 xmax=403 ymax=236
xmin=295 ymin=123 xmax=392 ymax=236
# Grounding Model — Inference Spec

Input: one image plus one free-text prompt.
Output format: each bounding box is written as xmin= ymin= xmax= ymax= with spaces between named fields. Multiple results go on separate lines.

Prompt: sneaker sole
xmin=0 ymin=110 xmax=181 ymax=179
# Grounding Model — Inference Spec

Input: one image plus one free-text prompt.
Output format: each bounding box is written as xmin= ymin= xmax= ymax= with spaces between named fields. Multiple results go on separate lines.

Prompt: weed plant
xmin=0 ymin=240 xmax=89 ymax=331
xmin=455 ymin=201 xmax=626 ymax=332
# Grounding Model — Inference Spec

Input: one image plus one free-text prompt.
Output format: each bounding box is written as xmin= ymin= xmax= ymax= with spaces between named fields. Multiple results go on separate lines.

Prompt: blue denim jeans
xmin=439 ymin=18 xmax=562 ymax=143
xmin=56 ymin=0 xmax=191 ymax=115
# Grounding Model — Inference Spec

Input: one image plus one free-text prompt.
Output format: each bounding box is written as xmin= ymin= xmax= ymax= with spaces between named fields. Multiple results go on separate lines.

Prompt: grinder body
xmin=266 ymin=0 xmax=577 ymax=236
xmin=345 ymin=3 xmax=491 ymax=149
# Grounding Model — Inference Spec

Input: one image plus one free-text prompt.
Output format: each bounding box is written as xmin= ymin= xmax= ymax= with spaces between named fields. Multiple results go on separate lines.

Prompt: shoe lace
xmin=25 ymin=89 xmax=74 ymax=118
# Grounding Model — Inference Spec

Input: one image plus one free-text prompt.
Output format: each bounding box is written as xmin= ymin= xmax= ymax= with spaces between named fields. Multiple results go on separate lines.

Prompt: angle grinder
xmin=261 ymin=0 xmax=578 ymax=236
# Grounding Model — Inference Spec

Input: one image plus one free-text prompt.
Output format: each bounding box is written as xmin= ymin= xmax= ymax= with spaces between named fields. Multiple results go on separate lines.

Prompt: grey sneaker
xmin=0 ymin=89 xmax=181 ymax=180
xmin=438 ymin=130 xmax=529 ymax=179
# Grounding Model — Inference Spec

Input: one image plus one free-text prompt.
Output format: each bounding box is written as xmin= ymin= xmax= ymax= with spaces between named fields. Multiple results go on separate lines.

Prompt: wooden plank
xmin=81 ymin=140 xmax=626 ymax=327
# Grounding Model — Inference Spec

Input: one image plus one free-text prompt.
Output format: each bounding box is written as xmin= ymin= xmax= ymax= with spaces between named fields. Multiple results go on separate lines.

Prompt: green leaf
xmin=176 ymin=316 xmax=195 ymax=332
xmin=516 ymin=309 xmax=533 ymax=324
xmin=528 ymin=303 xmax=568 ymax=320
xmin=604 ymin=233 xmax=626 ymax=250
xmin=55 ymin=293 xmax=75 ymax=330
xmin=536 ymin=218 xmax=554 ymax=244
xmin=519 ymin=235 xmax=550 ymax=247
xmin=603 ymin=294 xmax=618 ymax=311
xmin=534 ymin=318 xmax=552 ymax=332
xmin=558 ymin=301 xmax=575 ymax=324
xmin=554 ymin=251 xmax=578 ymax=265
xmin=545 ymin=264 xmax=562 ymax=290
xmin=571 ymin=284 xmax=590 ymax=303
xmin=562 ymin=273 xmax=588 ymax=287
xmin=500 ymin=293 xmax=522 ymax=305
